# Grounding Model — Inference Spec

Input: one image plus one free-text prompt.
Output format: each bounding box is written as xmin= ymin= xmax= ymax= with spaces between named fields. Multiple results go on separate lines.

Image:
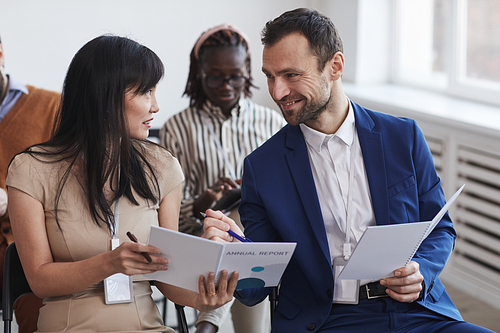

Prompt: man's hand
xmin=0 ymin=188 xmax=7 ymax=217
xmin=380 ymin=261 xmax=424 ymax=303
xmin=201 ymin=209 xmax=243 ymax=243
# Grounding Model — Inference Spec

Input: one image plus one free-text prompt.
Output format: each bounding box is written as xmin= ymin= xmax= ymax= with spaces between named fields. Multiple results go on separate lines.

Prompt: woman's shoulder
xmin=7 ymin=146 xmax=63 ymax=196
xmin=132 ymin=140 xmax=184 ymax=195
xmin=133 ymin=139 xmax=175 ymax=164
xmin=132 ymin=140 xmax=183 ymax=177
xmin=10 ymin=145 xmax=60 ymax=168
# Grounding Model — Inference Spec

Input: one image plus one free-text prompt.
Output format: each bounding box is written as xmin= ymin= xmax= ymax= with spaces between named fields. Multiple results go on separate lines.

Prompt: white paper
xmin=337 ymin=222 xmax=432 ymax=280
xmin=146 ymin=226 xmax=296 ymax=292
xmin=338 ymin=185 xmax=464 ymax=280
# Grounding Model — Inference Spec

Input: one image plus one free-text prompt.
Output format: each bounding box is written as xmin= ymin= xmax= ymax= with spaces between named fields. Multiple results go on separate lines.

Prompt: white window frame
xmin=392 ymin=0 xmax=500 ymax=107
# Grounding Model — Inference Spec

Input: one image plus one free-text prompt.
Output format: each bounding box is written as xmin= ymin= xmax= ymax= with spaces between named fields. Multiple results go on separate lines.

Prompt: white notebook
xmin=338 ymin=184 xmax=465 ymax=280
xmin=145 ymin=226 xmax=296 ymax=292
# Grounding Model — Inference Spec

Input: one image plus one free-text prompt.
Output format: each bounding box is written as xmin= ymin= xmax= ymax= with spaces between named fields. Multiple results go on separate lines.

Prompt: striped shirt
xmin=160 ymin=98 xmax=286 ymax=235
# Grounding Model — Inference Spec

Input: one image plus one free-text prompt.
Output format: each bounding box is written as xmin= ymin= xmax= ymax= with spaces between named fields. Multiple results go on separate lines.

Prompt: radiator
xmin=421 ymin=126 xmax=500 ymax=311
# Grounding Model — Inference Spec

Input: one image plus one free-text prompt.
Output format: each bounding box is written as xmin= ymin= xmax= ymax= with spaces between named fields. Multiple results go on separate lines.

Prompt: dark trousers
xmin=318 ymin=297 xmax=495 ymax=332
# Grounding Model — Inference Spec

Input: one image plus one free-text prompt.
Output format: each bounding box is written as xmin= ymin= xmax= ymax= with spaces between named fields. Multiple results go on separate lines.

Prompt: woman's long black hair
xmin=25 ymin=35 xmax=165 ymax=229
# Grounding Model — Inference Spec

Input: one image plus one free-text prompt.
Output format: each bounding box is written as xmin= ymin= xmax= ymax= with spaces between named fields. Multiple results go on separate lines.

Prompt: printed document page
xmin=217 ymin=242 xmax=296 ymax=289
xmin=145 ymin=226 xmax=296 ymax=292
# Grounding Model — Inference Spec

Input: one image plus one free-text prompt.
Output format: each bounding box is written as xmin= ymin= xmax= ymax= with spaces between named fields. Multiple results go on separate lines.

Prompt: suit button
xmin=327 ymin=289 xmax=332 ymax=298
xmin=307 ymin=323 xmax=316 ymax=331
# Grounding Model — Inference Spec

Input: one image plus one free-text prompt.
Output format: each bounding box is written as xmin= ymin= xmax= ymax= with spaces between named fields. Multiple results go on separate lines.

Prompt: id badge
xmin=104 ymin=238 xmax=134 ymax=304
xmin=332 ymin=256 xmax=360 ymax=304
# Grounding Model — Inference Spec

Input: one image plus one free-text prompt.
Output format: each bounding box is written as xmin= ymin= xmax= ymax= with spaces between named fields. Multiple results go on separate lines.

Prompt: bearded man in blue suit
xmin=202 ymin=8 xmax=493 ymax=333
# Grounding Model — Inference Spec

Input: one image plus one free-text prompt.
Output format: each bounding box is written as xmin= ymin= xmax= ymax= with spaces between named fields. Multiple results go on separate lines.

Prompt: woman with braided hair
xmin=161 ymin=24 xmax=286 ymax=333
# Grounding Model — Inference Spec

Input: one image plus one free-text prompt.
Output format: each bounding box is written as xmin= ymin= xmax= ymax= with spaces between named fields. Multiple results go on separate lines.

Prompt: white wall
xmin=0 ymin=0 xmax=374 ymax=128
xmin=316 ymin=0 xmax=392 ymax=84
xmin=0 ymin=0 xmax=308 ymax=128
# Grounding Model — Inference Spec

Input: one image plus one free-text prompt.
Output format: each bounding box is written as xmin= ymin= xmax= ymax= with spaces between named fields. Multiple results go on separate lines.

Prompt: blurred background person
xmin=0 ymin=34 xmax=60 ymax=333
xmin=160 ymin=24 xmax=286 ymax=333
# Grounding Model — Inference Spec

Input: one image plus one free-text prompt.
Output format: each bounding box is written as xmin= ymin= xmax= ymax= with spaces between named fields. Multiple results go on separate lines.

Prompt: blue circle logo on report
xmin=236 ymin=277 xmax=265 ymax=289
xmin=251 ymin=266 xmax=265 ymax=272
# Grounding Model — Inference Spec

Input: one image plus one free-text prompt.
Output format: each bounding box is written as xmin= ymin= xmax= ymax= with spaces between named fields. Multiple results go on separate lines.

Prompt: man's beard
xmin=279 ymin=78 xmax=332 ymax=126
xmin=290 ymin=92 xmax=331 ymax=126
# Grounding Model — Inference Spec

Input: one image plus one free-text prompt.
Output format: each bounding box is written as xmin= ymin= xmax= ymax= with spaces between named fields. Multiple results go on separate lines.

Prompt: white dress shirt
xmin=300 ymin=99 xmax=376 ymax=302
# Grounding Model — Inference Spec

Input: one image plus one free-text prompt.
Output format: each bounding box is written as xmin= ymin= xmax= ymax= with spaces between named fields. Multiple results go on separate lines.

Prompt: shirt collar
xmin=300 ymin=99 xmax=355 ymax=153
xmin=7 ymin=75 xmax=29 ymax=95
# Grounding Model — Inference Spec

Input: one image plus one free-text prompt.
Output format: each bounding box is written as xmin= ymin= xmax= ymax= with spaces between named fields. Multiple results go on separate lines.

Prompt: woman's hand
xmin=108 ymin=241 xmax=169 ymax=276
xmin=195 ymin=270 xmax=239 ymax=312
xmin=155 ymin=183 xmax=238 ymax=312
xmin=201 ymin=209 xmax=244 ymax=243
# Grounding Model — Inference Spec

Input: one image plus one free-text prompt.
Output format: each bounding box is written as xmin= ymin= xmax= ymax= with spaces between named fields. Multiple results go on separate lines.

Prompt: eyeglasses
xmin=202 ymin=74 xmax=248 ymax=89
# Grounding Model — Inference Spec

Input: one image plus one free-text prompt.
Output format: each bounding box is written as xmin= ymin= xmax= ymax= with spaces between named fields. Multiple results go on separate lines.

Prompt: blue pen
xmin=200 ymin=212 xmax=252 ymax=243
xmin=227 ymin=229 xmax=253 ymax=243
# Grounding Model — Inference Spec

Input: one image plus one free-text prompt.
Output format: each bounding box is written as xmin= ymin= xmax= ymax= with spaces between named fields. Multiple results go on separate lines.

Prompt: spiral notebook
xmin=338 ymin=185 xmax=465 ymax=280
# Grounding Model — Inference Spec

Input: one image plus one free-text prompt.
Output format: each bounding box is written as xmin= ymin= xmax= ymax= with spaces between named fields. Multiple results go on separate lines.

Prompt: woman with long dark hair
xmin=6 ymin=35 xmax=237 ymax=332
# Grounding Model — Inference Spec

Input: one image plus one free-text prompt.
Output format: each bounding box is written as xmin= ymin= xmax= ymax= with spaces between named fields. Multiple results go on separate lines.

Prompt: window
xmin=394 ymin=0 xmax=500 ymax=106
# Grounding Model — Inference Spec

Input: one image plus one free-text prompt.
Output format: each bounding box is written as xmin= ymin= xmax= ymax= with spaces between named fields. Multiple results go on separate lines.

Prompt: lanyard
xmin=109 ymin=162 xmax=121 ymax=240
xmin=109 ymin=199 xmax=121 ymax=240
xmin=343 ymin=140 xmax=356 ymax=260
xmin=314 ymin=133 xmax=357 ymax=260
xmin=201 ymin=104 xmax=249 ymax=180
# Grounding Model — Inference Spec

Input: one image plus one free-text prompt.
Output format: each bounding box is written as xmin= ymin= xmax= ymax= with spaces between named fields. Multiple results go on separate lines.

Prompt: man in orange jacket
xmin=0 ymin=34 xmax=60 ymax=333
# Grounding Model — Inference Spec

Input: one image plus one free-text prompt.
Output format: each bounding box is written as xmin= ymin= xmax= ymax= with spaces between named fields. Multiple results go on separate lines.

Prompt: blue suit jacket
xmin=236 ymin=102 xmax=463 ymax=331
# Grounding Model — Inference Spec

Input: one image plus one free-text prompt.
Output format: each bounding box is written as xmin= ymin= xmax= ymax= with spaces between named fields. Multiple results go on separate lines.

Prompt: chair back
xmin=2 ymin=242 xmax=32 ymax=333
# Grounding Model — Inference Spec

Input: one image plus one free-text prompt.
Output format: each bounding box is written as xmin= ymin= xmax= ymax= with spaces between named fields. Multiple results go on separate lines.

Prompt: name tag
xmin=332 ymin=256 xmax=359 ymax=304
xmin=104 ymin=238 xmax=134 ymax=304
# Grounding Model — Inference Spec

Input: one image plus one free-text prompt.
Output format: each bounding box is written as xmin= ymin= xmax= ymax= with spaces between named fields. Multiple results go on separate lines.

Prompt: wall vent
xmin=420 ymin=130 xmax=500 ymax=310
xmin=453 ymin=145 xmax=500 ymax=291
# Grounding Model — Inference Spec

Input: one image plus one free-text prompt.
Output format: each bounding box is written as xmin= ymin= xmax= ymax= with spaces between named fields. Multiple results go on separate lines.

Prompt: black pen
xmin=126 ymin=231 xmax=153 ymax=263
xmin=200 ymin=212 xmax=252 ymax=243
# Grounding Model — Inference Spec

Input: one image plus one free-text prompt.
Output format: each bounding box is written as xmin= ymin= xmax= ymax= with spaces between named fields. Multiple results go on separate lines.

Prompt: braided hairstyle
xmin=184 ymin=29 xmax=255 ymax=109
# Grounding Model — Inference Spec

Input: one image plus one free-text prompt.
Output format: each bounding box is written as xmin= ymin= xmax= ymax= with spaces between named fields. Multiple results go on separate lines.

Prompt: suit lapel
xmin=284 ymin=126 xmax=331 ymax=263
xmin=353 ymin=103 xmax=390 ymax=226
xmin=281 ymin=102 xmax=391 ymax=262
